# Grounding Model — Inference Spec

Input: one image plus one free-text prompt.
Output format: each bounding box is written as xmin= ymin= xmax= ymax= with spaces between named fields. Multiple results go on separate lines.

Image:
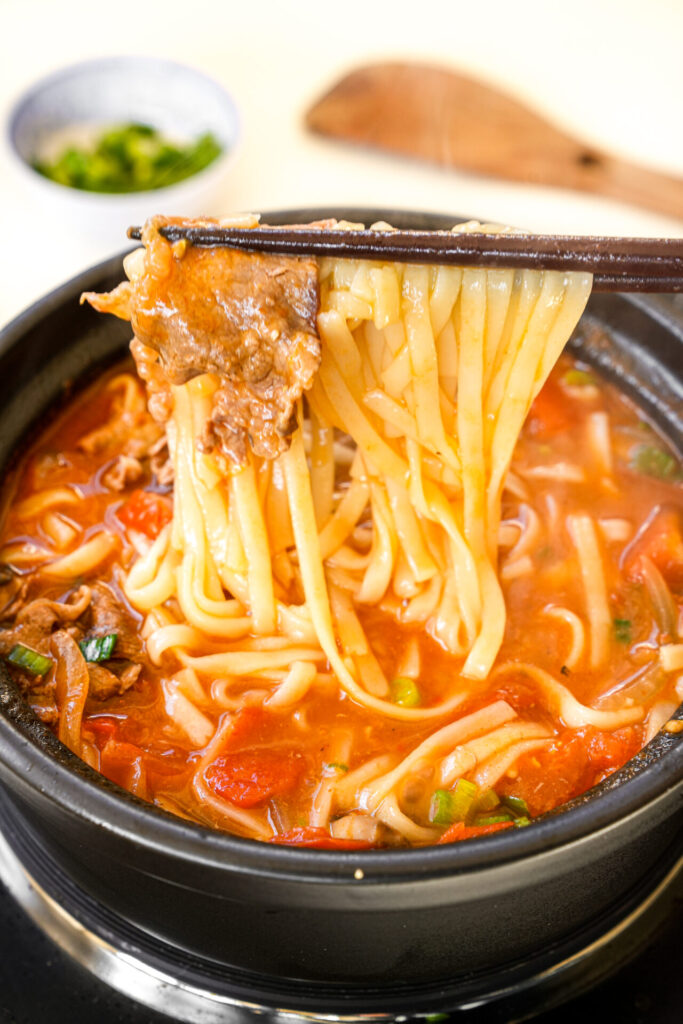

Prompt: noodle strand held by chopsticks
xmin=101 ymin=222 xmax=595 ymax=755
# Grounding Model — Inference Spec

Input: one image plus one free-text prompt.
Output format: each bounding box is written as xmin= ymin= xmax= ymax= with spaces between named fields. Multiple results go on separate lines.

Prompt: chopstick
xmin=126 ymin=225 xmax=683 ymax=292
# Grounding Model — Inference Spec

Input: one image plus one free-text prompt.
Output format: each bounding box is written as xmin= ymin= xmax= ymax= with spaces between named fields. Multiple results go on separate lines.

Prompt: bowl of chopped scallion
xmin=32 ymin=122 xmax=224 ymax=194
xmin=6 ymin=57 xmax=240 ymax=242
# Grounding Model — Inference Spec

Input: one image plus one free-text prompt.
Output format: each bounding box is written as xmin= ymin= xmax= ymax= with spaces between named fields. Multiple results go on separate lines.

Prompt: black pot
xmin=0 ymin=209 xmax=681 ymax=1020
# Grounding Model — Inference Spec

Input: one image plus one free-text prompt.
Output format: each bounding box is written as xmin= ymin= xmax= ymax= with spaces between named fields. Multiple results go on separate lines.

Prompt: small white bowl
xmin=6 ymin=56 xmax=241 ymax=246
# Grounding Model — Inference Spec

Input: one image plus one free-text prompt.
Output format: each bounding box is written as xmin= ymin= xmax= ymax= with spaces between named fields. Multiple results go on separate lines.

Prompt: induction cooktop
xmin=0 ymin=831 xmax=680 ymax=1024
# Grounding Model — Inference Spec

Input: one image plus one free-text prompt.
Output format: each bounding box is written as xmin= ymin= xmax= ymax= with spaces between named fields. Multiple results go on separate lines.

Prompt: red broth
xmin=0 ymin=355 xmax=681 ymax=846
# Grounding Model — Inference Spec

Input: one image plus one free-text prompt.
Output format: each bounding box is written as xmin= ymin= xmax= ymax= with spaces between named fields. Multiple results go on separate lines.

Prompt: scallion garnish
xmin=449 ymin=778 xmax=479 ymax=822
xmin=513 ymin=816 xmax=532 ymax=828
xmin=629 ymin=443 xmax=681 ymax=482
xmin=613 ymin=619 xmax=632 ymax=644
xmin=33 ymin=123 xmax=223 ymax=194
xmin=502 ymin=794 xmax=529 ymax=818
xmin=429 ymin=789 xmax=456 ymax=826
xmin=472 ymin=788 xmax=499 ymax=816
xmin=79 ymin=633 xmax=117 ymax=663
xmin=562 ymin=369 xmax=595 ymax=387
xmin=391 ymin=676 xmax=421 ymax=707
xmin=7 ymin=643 xmax=52 ymax=677
xmin=474 ymin=812 xmax=514 ymax=826
xmin=324 ymin=762 xmax=349 ymax=774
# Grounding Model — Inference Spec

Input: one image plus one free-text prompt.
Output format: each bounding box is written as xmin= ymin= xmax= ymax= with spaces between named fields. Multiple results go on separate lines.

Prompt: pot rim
xmin=0 ymin=210 xmax=681 ymax=885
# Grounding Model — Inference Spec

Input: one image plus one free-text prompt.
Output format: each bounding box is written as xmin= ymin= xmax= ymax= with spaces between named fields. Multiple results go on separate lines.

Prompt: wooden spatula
xmin=306 ymin=63 xmax=683 ymax=221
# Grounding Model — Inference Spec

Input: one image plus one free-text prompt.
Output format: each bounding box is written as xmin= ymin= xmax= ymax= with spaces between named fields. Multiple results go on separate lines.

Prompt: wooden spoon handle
xmin=578 ymin=157 xmax=683 ymax=221
xmin=306 ymin=63 xmax=683 ymax=222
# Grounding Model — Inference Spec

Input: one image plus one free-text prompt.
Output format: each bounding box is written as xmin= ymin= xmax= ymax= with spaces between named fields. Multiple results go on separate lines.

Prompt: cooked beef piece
xmin=85 ymin=583 xmax=143 ymax=663
xmin=102 ymin=454 xmax=144 ymax=491
xmin=0 ymin=586 xmax=92 ymax=660
xmin=0 ymin=588 xmax=90 ymax=722
xmin=83 ymin=216 xmax=322 ymax=465
xmin=0 ymin=567 xmax=28 ymax=618
xmin=148 ymin=436 xmax=174 ymax=486
xmin=14 ymin=586 xmax=91 ymax=629
xmin=87 ymin=660 xmax=142 ymax=701
xmin=0 ymin=583 xmax=144 ymax=716
xmin=79 ymin=418 xmax=161 ymax=460
xmin=29 ymin=697 xmax=59 ymax=725
xmin=129 ymin=337 xmax=174 ymax=424
xmin=0 ymin=589 xmax=85 ymax=718
xmin=77 ymin=374 xmax=163 ymax=459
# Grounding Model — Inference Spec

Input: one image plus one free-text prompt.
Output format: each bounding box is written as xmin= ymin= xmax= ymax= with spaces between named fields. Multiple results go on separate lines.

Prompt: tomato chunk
xmin=500 ymin=725 xmax=640 ymax=816
xmin=438 ymin=821 xmax=514 ymax=845
xmin=582 ymin=725 xmax=640 ymax=774
xmin=491 ymin=679 xmax=539 ymax=714
xmin=269 ymin=827 xmax=374 ymax=850
xmin=525 ymin=379 xmax=576 ymax=439
xmin=623 ymin=508 xmax=683 ymax=589
xmin=102 ymin=739 xmax=144 ymax=766
xmin=205 ymin=749 xmax=303 ymax=808
xmin=117 ymin=489 xmax=172 ymax=539
xmin=83 ymin=716 xmax=120 ymax=742
xmin=225 ymin=706 xmax=268 ymax=747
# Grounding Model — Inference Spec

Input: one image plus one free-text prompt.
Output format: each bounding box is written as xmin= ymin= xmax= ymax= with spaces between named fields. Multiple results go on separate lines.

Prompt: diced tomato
xmin=525 ymin=379 xmax=576 ymax=439
xmin=623 ymin=508 xmax=683 ymax=589
xmin=99 ymin=737 xmax=185 ymax=785
xmin=499 ymin=725 xmax=641 ymax=816
xmin=96 ymin=738 xmax=151 ymax=796
xmin=117 ymin=489 xmax=172 ymax=539
xmin=491 ymin=679 xmax=539 ymax=714
xmin=500 ymin=734 xmax=590 ymax=816
xmin=83 ymin=716 xmax=120 ymax=742
xmin=581 ymin=725 xmax=640 ymax=774
xmin=102 ymin=739 xmax=145 ymax=767
xmin=224 ymin=706 xmax=267 ymax=748
xmin=438 ymin=820 xmax=514 ymax=845
xmin=205 ymin=749 xmax=304 ymax=808
xmin=269 ymin=827 xmax=374 ymax=850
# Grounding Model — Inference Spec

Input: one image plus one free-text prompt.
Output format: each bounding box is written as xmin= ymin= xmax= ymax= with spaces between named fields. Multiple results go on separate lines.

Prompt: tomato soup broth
xmin=0 ymin=353 xmax=681 ymax=847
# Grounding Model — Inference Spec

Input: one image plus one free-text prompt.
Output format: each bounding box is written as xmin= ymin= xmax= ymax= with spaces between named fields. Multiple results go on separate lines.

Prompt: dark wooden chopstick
xmin=126 ymin=225 xmax=683 ymax=292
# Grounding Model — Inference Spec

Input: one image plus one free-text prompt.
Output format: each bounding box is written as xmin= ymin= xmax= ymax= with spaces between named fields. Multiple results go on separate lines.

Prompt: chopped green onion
xmin=562 ymin=369 xmax=595 ymax=387
xmin=502 ymin=794 xmax=529 ymax=817
xmin=613 ymin=618 xmax=632 ymax=644
xmin=628 ymin=443 xmax=681 ymax=482
xmin=513 ymin=816 xmax=532 ymax=828
xmin=391 ymin=676 xmax=421 ymax=707
xmin=473 ymin=788 xmax=500 ymax=815
xmin=449 ymin=778 xmax=479 ymax=822
xmin=429 ymin=789 xmax=456 ymax=826
xmin=324 ymin=762 xmax=349 ymax=774
xmin=79 ymin=633 xmax=117 ymax=663
xmin=7 ymin=643 xmax=52 ymax=677
xmin=474 ymin=812 xmax=513 ymax=826
xmin=32 ymin=123 xmax=223 ymax=194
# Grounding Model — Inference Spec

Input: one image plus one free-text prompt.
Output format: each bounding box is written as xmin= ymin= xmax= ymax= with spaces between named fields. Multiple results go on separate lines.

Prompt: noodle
xmin=1 ymin=214 xmax=679 ymax=849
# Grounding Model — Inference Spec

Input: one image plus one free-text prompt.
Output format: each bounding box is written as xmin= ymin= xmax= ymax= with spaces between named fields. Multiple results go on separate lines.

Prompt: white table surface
xmin=0 ymin=0 xmax=681 ymax=329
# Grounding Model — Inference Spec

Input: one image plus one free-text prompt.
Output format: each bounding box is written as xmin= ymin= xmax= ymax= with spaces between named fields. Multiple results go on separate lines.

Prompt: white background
xmin=0 ymin=0 xmax=681 ymax=328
